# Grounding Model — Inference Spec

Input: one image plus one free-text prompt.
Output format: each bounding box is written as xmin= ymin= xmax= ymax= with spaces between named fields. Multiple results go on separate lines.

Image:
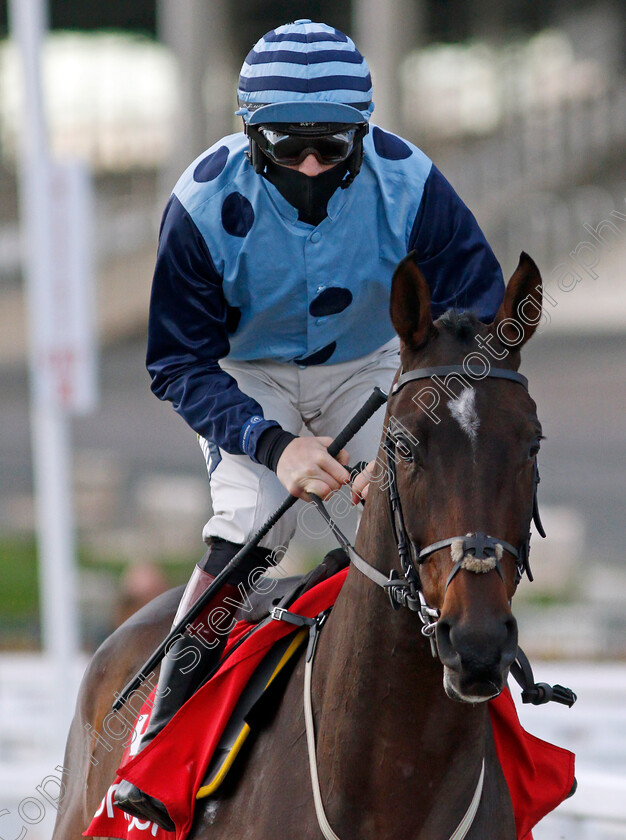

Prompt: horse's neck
xmin=311 ymin=487 xmax=490 ymax=836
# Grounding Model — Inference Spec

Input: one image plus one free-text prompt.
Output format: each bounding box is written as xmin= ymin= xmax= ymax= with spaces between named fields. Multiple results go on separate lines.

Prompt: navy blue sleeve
xmin=408 ymin=165 xmax=504 ymax=321
xmin=146 ymin=195 xmax=280 ymax=458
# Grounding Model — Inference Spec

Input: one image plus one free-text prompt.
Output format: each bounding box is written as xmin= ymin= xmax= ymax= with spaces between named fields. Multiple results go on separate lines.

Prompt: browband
xmin=392 ymin=365 xmax=528 ymax=395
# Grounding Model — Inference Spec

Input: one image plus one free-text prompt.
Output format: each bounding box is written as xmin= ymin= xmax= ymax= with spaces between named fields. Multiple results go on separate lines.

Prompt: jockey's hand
xmin=276 ymin=436 xmax=350 ymax=501
xmin=351 ymin=459 xmax=377 ymax=505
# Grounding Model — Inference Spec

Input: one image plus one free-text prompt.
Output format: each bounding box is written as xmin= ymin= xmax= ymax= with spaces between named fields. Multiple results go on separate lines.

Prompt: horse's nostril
xmin=435 ymin=619 xmax=455 ymax=661
xmin=505 ymin=616 xmax=518 ymax=641
xmin=503 ymin=616 xmax=519 ymax=664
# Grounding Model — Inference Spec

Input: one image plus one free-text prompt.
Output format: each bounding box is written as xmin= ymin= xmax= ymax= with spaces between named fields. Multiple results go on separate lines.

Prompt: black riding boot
xmin=114 ymin=539 xmax=272 ymax=830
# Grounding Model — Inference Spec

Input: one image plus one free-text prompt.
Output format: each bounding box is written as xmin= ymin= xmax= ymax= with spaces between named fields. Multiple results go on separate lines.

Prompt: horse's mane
xmin=437 ymin=309 xmax=482 ymax=343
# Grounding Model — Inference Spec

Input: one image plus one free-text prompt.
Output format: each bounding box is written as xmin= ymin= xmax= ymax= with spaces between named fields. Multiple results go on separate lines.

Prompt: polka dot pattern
xmin=294 ymin=341 xmax=337 ymax=366
xmin=225 ymin=305 xmax=241 ymax=334
xmin=193 ymin=146 xmax=229 ymax=182
xmin=221 ymin=192 xmax=255 ymax=237
xmin=372 ymin=126 xmax=412 ymax=161
xmin=309 ymin=287 xmax=353 ymax=317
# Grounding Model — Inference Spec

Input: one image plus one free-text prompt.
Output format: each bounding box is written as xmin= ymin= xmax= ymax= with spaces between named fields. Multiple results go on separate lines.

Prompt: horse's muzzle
xmin=436 ymin=614 xmax=518 ymax=703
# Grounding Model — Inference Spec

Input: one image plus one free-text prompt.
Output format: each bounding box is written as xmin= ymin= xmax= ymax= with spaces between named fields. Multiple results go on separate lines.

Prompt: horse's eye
xmin=394 ymin=434 xmax=417 ymax=464
xmin=529 ymin=436 xmax=544 ymax=459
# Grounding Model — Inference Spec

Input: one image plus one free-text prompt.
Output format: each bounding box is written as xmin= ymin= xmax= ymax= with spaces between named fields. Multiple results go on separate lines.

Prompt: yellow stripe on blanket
xmin=196 ymin=628 xmax=308 ymax=799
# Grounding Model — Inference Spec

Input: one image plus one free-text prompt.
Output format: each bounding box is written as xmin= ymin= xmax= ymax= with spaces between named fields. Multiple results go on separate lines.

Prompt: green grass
xmin=0 ymin=535 xmax=40 ymax=619
xmin=0 ymin=534 xmax=198 ymax=650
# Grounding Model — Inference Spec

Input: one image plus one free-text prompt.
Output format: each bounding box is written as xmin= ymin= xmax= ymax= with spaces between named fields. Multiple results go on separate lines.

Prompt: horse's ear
xmin=491 ymin=252 xmax=543 ymax=348
xmin=390 ymin=253 xmax=435 ymax=349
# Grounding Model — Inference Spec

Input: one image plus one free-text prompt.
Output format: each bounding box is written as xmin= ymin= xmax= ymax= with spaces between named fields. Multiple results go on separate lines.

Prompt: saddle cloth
xmin=84 ymin=568 xmax=575 ymax=840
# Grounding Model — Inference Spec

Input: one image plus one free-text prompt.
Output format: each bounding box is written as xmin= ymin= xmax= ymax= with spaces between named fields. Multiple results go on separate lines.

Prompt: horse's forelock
xmin=437 ymin=310 xmax=482 ymax=343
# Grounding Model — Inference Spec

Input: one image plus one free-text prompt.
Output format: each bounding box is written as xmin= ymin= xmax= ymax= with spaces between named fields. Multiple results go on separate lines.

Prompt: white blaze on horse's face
xmin=447 ymin=387 xmax=480 ymax=444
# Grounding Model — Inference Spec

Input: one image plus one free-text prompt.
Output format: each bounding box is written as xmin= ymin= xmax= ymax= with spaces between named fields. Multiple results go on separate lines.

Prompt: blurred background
xmin=0 ymin=0 xmax=625 ymax=837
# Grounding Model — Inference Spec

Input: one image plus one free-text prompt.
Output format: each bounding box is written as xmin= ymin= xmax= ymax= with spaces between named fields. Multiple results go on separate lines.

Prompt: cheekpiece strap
xmin=531 ymin=458 xmax=546 ymax=538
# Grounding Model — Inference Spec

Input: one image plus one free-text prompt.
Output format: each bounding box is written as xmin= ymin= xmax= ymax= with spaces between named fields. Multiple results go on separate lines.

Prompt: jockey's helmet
xmin=236 ymin=19 xmax=373 ymax=184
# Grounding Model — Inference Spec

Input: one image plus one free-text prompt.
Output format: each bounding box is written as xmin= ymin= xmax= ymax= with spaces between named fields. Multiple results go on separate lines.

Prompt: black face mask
xmin=263 ymin=159 xmax=349 ymax=226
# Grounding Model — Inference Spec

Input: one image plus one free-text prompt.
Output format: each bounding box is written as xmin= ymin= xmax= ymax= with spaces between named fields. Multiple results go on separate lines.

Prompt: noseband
xmin=311 ymin=364 xmax=546 ymax=655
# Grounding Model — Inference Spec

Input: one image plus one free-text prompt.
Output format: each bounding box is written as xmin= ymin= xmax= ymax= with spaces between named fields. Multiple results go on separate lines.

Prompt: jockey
xmin=115 ymin=19 xmax=505 ymax=829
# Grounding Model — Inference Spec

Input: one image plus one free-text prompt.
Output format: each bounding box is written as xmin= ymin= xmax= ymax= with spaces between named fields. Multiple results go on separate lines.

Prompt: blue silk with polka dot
xmin=147 ymin=126 xmax=505 ymax=458
xmin=173 ymin=128 xmax=428 ymax=367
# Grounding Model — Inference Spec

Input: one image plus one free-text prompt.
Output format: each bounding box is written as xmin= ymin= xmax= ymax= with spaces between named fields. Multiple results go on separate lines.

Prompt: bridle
xmin=311 ymin=364 xmax=546 ymax=656
xmin=385 ymin=365 xmax=544 ymax=637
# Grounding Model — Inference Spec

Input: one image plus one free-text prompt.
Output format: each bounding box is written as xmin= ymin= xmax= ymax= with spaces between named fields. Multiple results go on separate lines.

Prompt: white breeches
xmin=199 ymin=337 xmax=400 ymax=551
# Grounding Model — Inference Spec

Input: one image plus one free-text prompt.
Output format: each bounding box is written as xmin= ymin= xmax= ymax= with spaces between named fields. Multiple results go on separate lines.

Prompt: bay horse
xmin=53 ymin=252 xmax=544 ymax=839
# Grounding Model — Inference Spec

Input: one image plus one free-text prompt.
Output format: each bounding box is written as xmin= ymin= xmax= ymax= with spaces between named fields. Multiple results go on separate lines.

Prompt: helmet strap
xmin=342 ymin=137 xmax=365 ymax=188
xmin=245 ymin=126 xmax=267 ymax=175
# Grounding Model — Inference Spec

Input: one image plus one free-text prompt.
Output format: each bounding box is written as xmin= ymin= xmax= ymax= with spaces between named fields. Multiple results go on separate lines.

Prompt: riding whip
xmin=113 ymin=386 xmax=388 ymax=711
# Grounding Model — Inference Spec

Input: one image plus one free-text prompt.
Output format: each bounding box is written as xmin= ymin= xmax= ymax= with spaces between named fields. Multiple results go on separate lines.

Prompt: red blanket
xmin=85 ymin=569 xmax=574 ymax=840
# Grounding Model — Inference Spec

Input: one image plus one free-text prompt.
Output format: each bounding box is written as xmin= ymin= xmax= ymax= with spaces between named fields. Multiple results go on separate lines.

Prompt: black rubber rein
xmin=113 ymin=386 xmax=388 ymax=712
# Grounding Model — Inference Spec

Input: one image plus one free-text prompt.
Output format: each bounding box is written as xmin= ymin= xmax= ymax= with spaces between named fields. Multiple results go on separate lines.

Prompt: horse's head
xmin=385 ymin=252 xmax=543 ymax=703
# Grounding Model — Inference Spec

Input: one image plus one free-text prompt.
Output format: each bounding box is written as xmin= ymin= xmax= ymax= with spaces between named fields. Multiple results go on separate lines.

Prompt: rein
xmin=304 ymin=364 xmax=574 ymax=701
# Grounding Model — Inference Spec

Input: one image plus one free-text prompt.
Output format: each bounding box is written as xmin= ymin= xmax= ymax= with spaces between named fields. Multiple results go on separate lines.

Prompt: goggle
xmin=248 ymin=123 xmax=366 ymax=166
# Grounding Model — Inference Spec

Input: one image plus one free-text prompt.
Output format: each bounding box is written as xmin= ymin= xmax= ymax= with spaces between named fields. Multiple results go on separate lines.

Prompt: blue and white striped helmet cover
xmin=236 ymin=19 xmax=374 ymax=125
